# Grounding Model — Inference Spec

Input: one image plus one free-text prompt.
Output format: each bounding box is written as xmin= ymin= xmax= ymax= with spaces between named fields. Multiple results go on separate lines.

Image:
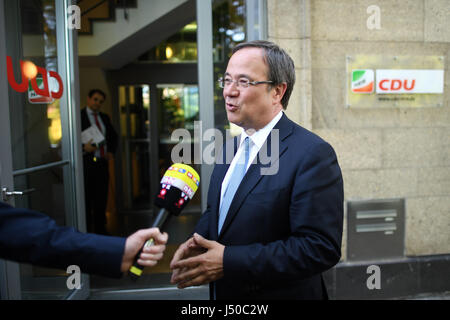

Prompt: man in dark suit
xmin=170 ymin=41 xmax=344 ymax=299
xmin=81 ymin=89 xmax=118 ymax=235
xmin=0 ymin=201 xmax=168 ymax=278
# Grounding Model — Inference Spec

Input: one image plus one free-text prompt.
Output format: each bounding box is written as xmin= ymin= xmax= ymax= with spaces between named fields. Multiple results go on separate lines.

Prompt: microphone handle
xmin=128 ymin=208 xmax=171 ymax=280
xmin=151 ymin=207 xmax=171 ymax=229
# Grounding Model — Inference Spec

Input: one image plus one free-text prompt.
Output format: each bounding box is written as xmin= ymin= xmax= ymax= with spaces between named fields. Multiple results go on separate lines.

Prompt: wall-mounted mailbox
xmin=347 ymin=198 xmax=405 ymax=261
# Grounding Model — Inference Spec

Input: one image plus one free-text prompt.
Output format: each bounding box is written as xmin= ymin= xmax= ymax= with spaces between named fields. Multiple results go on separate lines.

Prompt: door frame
xmin=0 ymin=0 xmax=20 ymax=299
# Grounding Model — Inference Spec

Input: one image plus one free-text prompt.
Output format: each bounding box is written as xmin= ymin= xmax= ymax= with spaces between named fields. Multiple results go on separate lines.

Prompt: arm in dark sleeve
xmin=223 ymin=142 xmax=344 ymax=283
xmin=0 ymin=202 xmax=126 ymax=278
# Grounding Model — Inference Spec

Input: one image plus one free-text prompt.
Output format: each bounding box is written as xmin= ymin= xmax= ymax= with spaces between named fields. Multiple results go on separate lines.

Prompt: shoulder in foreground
xmin=284 ymin=115 xmax=332 ymax=148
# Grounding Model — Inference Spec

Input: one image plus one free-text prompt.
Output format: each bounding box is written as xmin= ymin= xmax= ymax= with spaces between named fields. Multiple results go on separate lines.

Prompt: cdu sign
xmin=6 ymin=56 xmax=63 ymax=100
xmin=376 ymin=69 xmax=444 ymax=94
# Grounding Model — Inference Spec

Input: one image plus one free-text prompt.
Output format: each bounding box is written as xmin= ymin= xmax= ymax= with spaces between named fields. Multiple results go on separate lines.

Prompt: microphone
xmin=128 ymin=163 xmax=200 ymax=280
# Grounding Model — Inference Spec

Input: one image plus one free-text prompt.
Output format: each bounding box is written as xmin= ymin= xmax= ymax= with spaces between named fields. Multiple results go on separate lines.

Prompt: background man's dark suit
xmin=194 ymin=113 xmax=344 ymax=299
xmin=81 ymin=108 xmax=118 ymax=234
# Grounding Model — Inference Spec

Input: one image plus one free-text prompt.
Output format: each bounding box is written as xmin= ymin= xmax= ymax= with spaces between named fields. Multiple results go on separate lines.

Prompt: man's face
xmin=223 ymin=47 xmax=281 ymax=131
xmin=87 ymin=93 xmax=105 ymax=112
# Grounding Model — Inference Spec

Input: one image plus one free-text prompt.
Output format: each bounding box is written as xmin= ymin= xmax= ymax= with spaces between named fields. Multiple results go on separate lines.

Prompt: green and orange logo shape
xmin=351 ymin=69 xmax=374 ymax=93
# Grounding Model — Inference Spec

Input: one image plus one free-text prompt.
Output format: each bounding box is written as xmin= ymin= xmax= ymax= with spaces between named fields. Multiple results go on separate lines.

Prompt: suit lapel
xmin=211 ymin=137 xmax=238 ymax=239
xmin=218 ymin=114 xmax=294 ymax=239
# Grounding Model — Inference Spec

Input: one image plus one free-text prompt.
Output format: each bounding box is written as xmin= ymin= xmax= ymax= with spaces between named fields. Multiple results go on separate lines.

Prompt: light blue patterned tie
xmin=218 ymin=137 xmax=250 ymax=234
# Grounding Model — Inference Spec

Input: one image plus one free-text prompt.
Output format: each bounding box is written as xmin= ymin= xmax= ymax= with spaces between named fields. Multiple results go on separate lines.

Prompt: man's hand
xmin=170 ymin=235 xmax=206 ymax=284
xmin=170 ymin=233 xmax=224 ymax=289
xmin=83 ymin=139 xmax=97 ymax=153
xmin=120 ymin=228 xmax=168 ymax=273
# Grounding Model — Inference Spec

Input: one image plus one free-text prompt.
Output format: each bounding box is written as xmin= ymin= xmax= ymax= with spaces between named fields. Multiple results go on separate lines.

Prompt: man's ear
xmin=272 ymin=82 xmax=287 ymax=106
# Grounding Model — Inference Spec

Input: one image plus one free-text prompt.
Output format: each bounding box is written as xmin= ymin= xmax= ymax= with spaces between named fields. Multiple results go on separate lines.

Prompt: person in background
xmin=81 ymin=89 xmax=118 ymax=235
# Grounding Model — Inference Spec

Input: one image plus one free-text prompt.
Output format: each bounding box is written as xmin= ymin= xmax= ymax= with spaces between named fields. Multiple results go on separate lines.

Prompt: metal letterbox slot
xmin=356 ymin=222 xmax=397 ymax=233
xmin=356 ymin=209 xmax=397 ymax=219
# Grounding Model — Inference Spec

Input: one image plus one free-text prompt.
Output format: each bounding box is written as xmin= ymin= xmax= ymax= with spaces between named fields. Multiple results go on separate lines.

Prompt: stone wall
xmin=267 ymin=0 xmax=450 ymax=260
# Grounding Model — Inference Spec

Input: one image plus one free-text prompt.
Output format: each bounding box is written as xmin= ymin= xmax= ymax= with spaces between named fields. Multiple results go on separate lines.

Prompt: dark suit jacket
xmin=81 ymin=108 xmax=118 ymax=158
xmin=194 ymin=113 xmax=344 ymax=300
xmin=0 ymin=202 xmax=125 ymax=278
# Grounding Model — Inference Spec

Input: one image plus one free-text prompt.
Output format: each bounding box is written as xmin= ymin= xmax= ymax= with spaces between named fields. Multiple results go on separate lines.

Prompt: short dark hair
xmin=88 ymin=89 xmax=106 ymax=100
xmin=232 ymin=40 xmax=295 ymax=110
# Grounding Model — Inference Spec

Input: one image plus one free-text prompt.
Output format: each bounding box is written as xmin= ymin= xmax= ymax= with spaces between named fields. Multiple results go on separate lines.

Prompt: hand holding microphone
xmin=121 ymin=227 xmax=168 ymax=273
xmin=128 ymin=163 xmax=200 ymax=280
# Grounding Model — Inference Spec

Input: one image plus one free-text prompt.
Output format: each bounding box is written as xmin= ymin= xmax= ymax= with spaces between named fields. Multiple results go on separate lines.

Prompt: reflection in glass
xmin=10 ymin=0 xmax=63 ymax=171
xmin=157 ymin=85 xmax=201 ymax=211
xmin=213 ymin=0 xmax=246 ymax=63
xmin=213 ymin=0 xmax=247 ymax=134
xmin=47 ymin=100 xmax=62 ymax=147
xmin=158 ymin=85 xmax=199 ymax=139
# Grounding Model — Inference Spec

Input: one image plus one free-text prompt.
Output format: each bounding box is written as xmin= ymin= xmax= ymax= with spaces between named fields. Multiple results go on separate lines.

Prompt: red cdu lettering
xmin=404 ymin=79 xmax=415 ymax=91
xmin=49 ymin=71 xmax=63 ymax=99
xmin=6 ymin=56 xmax=28 ymax=92
xmin=379 ymin=79 xmax=389 ymax=91
xmin=6 ymin=55 xmax=64 ymax=99
xmin=390 ymin=79 xmax=402 ymax=90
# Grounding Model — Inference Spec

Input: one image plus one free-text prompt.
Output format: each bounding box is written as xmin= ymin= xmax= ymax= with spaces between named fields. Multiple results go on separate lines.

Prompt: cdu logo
xmin=6 ymin=56 xmax=63 ymax=101
xmin=351 ymin=69 xmax=374 ymax=93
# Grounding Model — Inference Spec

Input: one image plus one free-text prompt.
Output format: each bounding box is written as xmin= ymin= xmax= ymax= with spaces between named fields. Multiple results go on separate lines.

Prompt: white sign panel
xmin=28 ymin=76 xmax=53 ymax=104
xmin=376 ymin=69 xmax=444 ymax=94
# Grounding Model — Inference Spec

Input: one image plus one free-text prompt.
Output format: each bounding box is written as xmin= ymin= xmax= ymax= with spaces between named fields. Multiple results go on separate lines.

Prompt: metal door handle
xmin=2 ymin=187 xmax=36 ymax=201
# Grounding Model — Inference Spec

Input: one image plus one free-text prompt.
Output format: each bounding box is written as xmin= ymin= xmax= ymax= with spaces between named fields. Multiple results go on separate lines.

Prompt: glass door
xmin=0 ymin=0 xmax=87 ymax=299
xmin=90 ymin=83 xmax=203 ymax=290
xmin=118 ymin=85 xmax=155 ymax=213
xmin=156 ymin=84 xmax=201 ymax=200
xmin=117 ymin=84 xmax=202 ymax=231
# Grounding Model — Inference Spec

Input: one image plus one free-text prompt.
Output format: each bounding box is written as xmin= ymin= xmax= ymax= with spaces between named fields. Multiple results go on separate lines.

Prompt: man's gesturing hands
xmin=170 ymin=233 xmax=224 ymax=289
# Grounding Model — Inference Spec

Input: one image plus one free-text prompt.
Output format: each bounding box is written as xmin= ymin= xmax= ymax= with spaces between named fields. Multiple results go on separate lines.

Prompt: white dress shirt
xmin=86 ymin=106 xmax=107 ymax=158
xmin=220 ymin=110 xmax=283 ymax=207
